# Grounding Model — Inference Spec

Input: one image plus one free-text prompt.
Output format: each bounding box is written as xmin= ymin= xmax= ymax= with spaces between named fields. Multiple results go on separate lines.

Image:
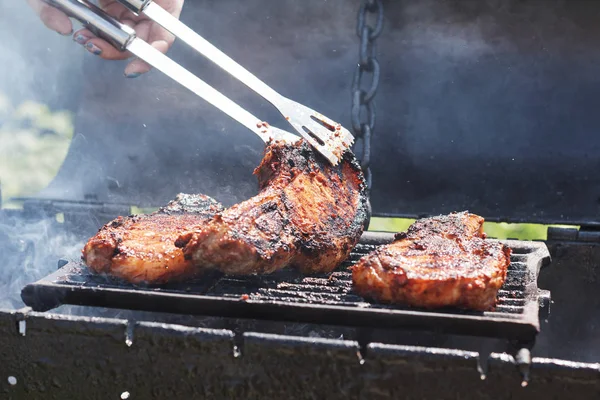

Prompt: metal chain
xmin=352 ymin=0 xmax=383 ymax=193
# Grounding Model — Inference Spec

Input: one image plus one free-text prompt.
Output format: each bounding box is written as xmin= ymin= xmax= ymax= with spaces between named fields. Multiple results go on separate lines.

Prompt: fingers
xmin=124 ymin=19 xmax=169 ymax=77
xmin=123 ymin=20 xmax=151 ymax=77
xmin=27 ymin=0 xmax=73 ymax=35
xmin=32 ymin=0 xmax=187 ymax=79
xmin=156 ymin=0 xmax=185 ymax=18
xmin=71 ymin=1 xmax=134 ymax=60
xmin=124 ymin=40 xmax=170 ymax=77
xmin=148 ymin=21 xmax=176 ymax=51
xmin=72 ymin=28 xmax=131 ymax=60
xmin=72 ymin=26 xmax=169 ymax=78
xmin=129 ymin=0 xmax=184 ymax=77
xmin=150 ymin=0 xmax=184 ymax=45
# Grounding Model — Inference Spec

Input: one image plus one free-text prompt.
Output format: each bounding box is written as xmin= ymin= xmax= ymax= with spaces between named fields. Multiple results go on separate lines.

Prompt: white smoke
xmin=0 ymin=1 xmax=84 ymax=109
xmin=0 ymin=216 xmax=84 ymax=310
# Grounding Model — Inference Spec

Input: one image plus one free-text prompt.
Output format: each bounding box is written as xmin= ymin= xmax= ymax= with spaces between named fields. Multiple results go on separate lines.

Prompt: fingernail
xmin=125 ymin=72 xmax=142 ymax=79
xmin=59 ymin=29 xmax=73 ymax=37
xmin=73 ymin=34 xmax=88 ymax=45
xmin=85 ymin=42 xmax=102 ymax=55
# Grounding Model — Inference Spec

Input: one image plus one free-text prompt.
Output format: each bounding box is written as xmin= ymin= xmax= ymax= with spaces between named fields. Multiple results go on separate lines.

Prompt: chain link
xmin=352 ymin=0 xmax=383 ymax=193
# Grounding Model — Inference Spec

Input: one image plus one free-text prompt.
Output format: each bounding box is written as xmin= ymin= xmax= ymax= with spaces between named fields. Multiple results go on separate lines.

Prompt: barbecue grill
xmin=2 ymin=0 xmax=600 ymax=399
xmin=20 ymin=234 xmax=551 ymax=344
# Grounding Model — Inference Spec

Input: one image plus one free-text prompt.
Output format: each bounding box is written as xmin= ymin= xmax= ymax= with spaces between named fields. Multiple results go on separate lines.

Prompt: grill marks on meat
xmin=351 ymin=212 xmax=511 ymax=311
xmin=82 ymin=140 xmax=367 ymax=283
xmin=175 ymin=140 xmax=368 ymax=275
xmin=82 ymin=194 xmax=223 ymax=284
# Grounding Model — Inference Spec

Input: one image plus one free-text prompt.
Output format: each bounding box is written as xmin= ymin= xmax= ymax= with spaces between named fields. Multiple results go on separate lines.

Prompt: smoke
xmin=0 ymin=0 xmax=361 ymax=211
xmin=375 ymin=0 xmax=600 ymax=173
xmin=1 ymin=0 xmax=599 ymax=367
xmin=0 ymin=2 xmax=76 ymax=309
xmin=0 ymin=1 xmax=84 ymax=111
xmin=0 ymin=215 xmax=84 ymax=310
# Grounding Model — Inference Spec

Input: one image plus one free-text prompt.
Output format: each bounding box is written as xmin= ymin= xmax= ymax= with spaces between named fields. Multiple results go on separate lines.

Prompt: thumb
xmin=123 ymin=40 xmax=169 ymax=78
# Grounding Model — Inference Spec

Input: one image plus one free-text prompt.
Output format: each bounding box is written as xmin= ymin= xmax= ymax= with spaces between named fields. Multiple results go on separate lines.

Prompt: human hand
xmin=26 ymin=0 xmax=184 ymax=77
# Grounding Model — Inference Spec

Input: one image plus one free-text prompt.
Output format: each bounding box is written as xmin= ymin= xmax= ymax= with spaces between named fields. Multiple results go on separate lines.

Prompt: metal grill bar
xmin=20 ymin=233 xmax=550 ymax=341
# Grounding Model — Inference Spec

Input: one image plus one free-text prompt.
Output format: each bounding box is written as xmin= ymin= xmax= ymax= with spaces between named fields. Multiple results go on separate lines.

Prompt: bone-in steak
xmin=175 ymin=139 xmax=369 ymax=275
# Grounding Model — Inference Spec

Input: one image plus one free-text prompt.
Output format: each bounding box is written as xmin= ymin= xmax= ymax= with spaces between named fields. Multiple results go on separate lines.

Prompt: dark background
xmin=3 ymin=0 xmax=600 ymax=225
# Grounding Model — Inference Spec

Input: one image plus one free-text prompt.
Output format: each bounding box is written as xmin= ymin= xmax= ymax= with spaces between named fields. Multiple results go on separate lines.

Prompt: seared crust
xmin=175 ymin=139 xmax=368 ymax=275
xmin=82 ymin=194 xmax=223 ymax=284
xmin=351 ymin=212 xmax=511 ymax=311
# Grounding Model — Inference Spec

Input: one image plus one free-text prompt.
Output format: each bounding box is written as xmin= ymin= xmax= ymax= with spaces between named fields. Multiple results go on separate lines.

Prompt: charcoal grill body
xmin=2 ymin=0 xmax=600 ymax=398
xmin=1 ymin=309 xmax=599 ymax=399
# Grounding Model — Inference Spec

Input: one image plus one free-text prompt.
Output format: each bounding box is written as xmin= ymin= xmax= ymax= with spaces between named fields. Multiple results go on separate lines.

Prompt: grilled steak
xmin=351 ymin=212 xmax=511 ymax=311
xmin=175 ymin=139 xmax=369 ymax=275
xmin=82 ymin=194 xmax=223 ymax=284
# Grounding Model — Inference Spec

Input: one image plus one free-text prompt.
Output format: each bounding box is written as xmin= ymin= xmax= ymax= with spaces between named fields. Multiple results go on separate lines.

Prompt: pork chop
xmin=175 ymin=139 xmax=369 ymax=275
xmin=351 ymin=212 xmax=511 ymax=311
xmin=82 ymin=193 xmax=223 ymax=284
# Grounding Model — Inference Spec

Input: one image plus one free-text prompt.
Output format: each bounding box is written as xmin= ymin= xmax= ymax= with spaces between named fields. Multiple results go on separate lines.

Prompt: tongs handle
xmin=119 ymin=0 xmax=282 ymax=104
xmin=42 ymin=0 xmax=136 ymax=51
xmin=43 ymin=0 xmax=300 ymax=145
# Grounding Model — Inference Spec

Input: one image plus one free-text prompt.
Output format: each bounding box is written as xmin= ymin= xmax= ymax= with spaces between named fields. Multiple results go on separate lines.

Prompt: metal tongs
xmin=42 ymin=0 xmax=354 ymax=165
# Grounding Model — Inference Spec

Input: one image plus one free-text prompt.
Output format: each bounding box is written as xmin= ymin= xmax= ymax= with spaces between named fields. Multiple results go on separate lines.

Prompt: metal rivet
xmin=7 ymin=376 xmax=17 ymax=385
xmin=18 ymin=320 xmax=26 ymax=336
xmin=121 ymin=391 xmax=130 ymax=399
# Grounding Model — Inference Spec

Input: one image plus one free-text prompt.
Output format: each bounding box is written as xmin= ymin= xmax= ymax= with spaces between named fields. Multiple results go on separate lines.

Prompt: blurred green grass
xmin=368 ymin=217 xmax=572 ymax=241
xmin=0 ymin=92 xmax=576 ymax=241
xmin=0 ymin=92 xmax=74 ymax=208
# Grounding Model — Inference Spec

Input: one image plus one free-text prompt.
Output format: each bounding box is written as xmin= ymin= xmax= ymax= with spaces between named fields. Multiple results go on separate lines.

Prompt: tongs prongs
xmin=122 ymin=0 xmax=355 ymax=165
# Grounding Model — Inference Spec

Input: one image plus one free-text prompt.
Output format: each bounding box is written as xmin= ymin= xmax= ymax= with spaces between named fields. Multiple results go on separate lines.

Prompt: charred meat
xmin=351 ymin=212 xmax=511 ymax=311
xmin=175 ymin=139 xmax=369 ymax=275
xmin=82 ymin=194 xmax=223 ymax=284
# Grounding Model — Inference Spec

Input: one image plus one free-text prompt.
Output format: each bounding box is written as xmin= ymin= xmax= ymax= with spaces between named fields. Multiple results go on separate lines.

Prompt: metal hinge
xmin=547 ymin=226 xmax=600 ymax=243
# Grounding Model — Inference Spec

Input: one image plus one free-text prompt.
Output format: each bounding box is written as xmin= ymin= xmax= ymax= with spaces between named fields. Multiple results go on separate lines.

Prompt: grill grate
xmin=21 ymin=233 xmax=551 ymax=341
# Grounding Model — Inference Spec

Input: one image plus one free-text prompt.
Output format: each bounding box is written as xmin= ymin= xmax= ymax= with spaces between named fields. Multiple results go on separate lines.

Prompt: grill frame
xmin=20 ymin=232 xmax=550 ymax=342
